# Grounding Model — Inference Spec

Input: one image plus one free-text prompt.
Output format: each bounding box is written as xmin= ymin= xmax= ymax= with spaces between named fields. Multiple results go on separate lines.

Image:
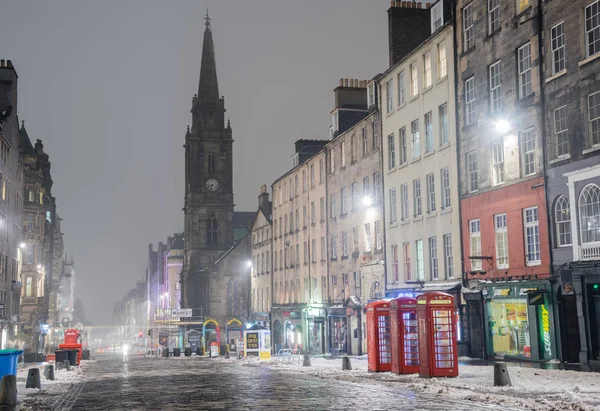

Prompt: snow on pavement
xmin=259 ymin=356 xmax=600 ymax=411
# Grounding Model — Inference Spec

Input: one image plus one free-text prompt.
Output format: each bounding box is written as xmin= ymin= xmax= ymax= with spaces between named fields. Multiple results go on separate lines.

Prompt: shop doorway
xmin=589 ymin=287 xmax=600 ymax=361
xmin=329 ymin=317 xmax=347 ymax=355
xmin=273 ymin=320 xmax=282 ymax=353
xmin=558 ymin=291 xmax=580 ymax=363
xmin=308 ymin=319 xmax=324 ymax=355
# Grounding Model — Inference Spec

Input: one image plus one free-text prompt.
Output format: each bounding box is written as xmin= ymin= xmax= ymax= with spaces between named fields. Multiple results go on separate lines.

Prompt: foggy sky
xmin=0 ymin=1 xmax=387 ymax=325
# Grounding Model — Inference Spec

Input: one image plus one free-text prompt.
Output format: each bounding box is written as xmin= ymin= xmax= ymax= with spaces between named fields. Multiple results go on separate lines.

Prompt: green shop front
xmin=482 ymin=282 xmax=556 ymax=361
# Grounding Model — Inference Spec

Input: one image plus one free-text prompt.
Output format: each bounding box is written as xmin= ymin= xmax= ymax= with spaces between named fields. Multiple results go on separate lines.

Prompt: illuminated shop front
xmin=482 ymin=282 xmax=555 ymax=361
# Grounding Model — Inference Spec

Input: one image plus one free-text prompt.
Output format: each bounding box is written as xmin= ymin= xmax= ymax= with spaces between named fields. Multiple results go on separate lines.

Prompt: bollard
xmin=303 ymin=354 xmax=311 ymax=367
xmin=64 ymin=360 xmax=71 ymax=371
xmin=225 ymin=351 xmax=230 ymax=359
xmin=44 ymin=364 xmax=55 ymax=381
xmin=0 ymin=375 xmax=17 ymax=406
xmin=342 ymin=356 xmax=352 ymax=371
xmin=26 ymin=368 xmax=42 ymax=389
xmin=493 ymin=362 xmax=512 ymax=387
xmin=56 ymin=361 xmax=63 ymax=371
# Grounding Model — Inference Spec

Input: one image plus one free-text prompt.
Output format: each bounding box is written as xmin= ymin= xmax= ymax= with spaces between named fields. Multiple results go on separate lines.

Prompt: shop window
xmin=489 ymin=299 xmax=530 ymax=357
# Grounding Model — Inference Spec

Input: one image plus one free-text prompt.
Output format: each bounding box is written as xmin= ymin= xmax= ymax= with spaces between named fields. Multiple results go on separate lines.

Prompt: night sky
xmin=0 ymin=1 xmax=388 ymax=325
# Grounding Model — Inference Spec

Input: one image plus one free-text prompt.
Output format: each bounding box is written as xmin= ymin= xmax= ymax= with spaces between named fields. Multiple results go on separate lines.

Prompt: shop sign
xmin=539 ymin=304 xmax=552 ymax=358
xmin=527 ymin=292 xmax=544 ymax=306
xmin=246 ymin=332 xmax=259 ymax=350
xmin=400 ymin=304 xmax=416 ymax=309
xmin=482 ymin=289 xmax=488 ymax=296
xmin=306 ymin=308 xmax=321 ymax=317
xmin=493 ymin=288 xmax=511 ymax=297
xmin=282 ymin=311 xmax=290 ymax=317
xmin=519 ymin=288 xmax=537 ymax=296
xmin=429 ymin=300 xmax=452 ymax=305
xmin=290 ymin=311 xmax=302 ymax=319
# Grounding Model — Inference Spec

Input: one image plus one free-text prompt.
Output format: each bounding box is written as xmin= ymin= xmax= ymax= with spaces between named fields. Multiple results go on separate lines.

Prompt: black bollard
xmin=342 ymin=356 xmax=352 ymax=371
xmin=225 ymin=351 xmax=230 ymax=359
xmin=493 ymin=362 xmax=512 ymax=386
xmin=303 ymin=354 xmax=311 ymax=367
xmin=64 ymin=360 xmax=71 ymax=371
xmin=0 ymin=375 xmax=17 ymax=405
xmin=26 ymin=368 xmax=42 ymax=389
xmin=44 ymin=364 xmax=55 ymax=381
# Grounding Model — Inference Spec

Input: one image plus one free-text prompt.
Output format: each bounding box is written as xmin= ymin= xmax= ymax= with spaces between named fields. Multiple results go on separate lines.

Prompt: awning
xmin=344 ymin=295 xmax=362 ymax=308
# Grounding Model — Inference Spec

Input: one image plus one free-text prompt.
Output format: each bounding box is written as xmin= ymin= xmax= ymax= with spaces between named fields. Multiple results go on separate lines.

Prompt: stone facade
xmin=455 ymin=0 xmax=553 ymax=361
xmin=0 ymin=59 xmax=24 ymax=350
xmin=380 ymin=23 xmax=461 ymax=297
xmin=250 ymin=185 xmax=272 ymax=326
xmin=542 ymin=0 xmax=600 ymax=367
xmin=326 ymin=80 xmax=383 ymax=356
xmin=271 ymin=141 xmax=328 ymax=354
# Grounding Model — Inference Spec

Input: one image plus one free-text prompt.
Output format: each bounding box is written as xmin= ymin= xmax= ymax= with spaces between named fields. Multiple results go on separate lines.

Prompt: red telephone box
xmin=416 ymin=292 xmax=458 ymax=378
xmin=390 ymin=297 xmax=419 ymax=374
xmin=366 ymin=300 xmax=392 ymax=372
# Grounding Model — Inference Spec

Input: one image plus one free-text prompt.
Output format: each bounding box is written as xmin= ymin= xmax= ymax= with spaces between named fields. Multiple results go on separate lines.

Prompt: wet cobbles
xmin=32 ymin=355 xmax=519 ymax=411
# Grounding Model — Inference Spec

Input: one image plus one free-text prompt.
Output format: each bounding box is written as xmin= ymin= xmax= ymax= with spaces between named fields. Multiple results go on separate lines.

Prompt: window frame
xmin=518 ymin=42 xmax=532 ymax=99
xmin=554 ymin=105 xmax=569 ymax=157
xmin=554 ymin=195 xmax=572 ymax=247
xmin=524 ymin=206 xmax=541 ymax=266
xmin=550 ymin=21 xmax=566 ymax=74
xmin=585 ymin=1 xmax=600 ymax=58
xmin=463 ymin=3 xmax=474 ymax=50
xmin=424 ymin=52 xmax=432 ymax=89
xmin=491 ymin=141 xmax=505 ymax=186
xmin=469 ymin=219 xmax=482 ymax=270
xmin=494 ymin=213 xmax=509 ymax=269
xmin=489 ymin=60 xmax=502 ymax=113
xmin=520 ymin=128 xmax=536 ymax=177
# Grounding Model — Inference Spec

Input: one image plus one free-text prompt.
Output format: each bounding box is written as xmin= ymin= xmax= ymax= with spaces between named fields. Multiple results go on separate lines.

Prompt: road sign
xmin=171 ymin=309 xmax=192 ymax=317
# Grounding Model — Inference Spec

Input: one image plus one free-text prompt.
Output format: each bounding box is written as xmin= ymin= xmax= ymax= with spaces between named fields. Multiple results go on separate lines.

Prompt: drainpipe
xmin=536 ymin=0 xmax=560 ymax=362
xmin=451 ymin=3 xmax=480 ymax=359
xmin=270 ymin=184 xmax=275 ymax=353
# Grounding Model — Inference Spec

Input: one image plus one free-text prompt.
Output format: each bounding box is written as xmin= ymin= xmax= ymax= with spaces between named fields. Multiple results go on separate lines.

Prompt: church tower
xmin=182 ymin=12 xmax=234 ymax=311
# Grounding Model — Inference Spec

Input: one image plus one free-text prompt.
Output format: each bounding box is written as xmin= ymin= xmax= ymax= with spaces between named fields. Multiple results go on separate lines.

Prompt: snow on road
xmin=258 ymin=355 xmax=600 ymax=411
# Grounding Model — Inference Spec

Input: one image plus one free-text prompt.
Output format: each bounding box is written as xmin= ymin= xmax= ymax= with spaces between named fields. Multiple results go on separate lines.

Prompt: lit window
xmin=410 ymin=63 xmax=418 ymax=97
xmin=495 ymin=214 xmax=509 ymax=268
xmin=469 ymin=220 xmax=482 ymax=270
xmin=438 ymin=42 xmax=447 ymax=79
xmin=425 ymin=112 xmax=433 ymax=153
xmin=398 ymin=71 xmax=405 ymax=106
xmin=424 ymin=52 xmax=432 ymax=88
xmin=411 ymin=120 xmax=420 ymax=159
xmin=517 ymin=0 xmax=530 ymax=13
xmin=441 ymin=168 xmax=451 ymax=208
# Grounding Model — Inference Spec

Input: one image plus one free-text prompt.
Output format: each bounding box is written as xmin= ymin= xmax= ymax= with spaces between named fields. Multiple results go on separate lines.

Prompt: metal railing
xmin=581 ymin=242 xmax=600 ymax=261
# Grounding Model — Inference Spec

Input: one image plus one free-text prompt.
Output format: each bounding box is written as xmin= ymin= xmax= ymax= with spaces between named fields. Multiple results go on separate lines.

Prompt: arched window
xmin=207 ymin=151 xmax=216 ymax=173
xmin=554 ymin=195 xmax=572 ymax=247
xmin=207 ymin=217 xmax=218 ymax=244
xmin=370 ymin=280 xmax=382 ymax=300
xmin=579 ymin=184 xmax=600 ymax=244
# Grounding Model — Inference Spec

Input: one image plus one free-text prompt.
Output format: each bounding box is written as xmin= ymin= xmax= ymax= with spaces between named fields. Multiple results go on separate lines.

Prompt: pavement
xmin=14 ymin=353 xmax=523 ymax=411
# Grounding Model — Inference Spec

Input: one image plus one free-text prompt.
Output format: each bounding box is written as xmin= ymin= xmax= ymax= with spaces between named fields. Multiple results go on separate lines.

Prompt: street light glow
xmin=36 ymin=264 xmax=42 ymax=269
xmin=363 ymin=196 xmax=372 ymax=207
xmin=495 ymin=119 xmax=510 ymax=134
xmin=247 ymin=260 xmax=252 ymax=268
xmin=19 ymin=243 xmax=26 ymax=249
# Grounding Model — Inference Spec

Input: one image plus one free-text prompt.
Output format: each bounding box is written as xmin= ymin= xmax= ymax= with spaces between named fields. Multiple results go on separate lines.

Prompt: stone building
xmin=0 ymin=59 xmax=24 ymax=350
xmin=326 ymin=78 xmax=383 ymax=356
xmin=180 ymin=13 xmax=252 ymax=352
xmin=380 ymin=0 xmax=464 ymax=350
xmin=455 ymin=0 xmax=553 ymax=361
xmin=250 ymin=185 xmax=272 ymax=327
xmin=271 ymin=140 xmax=328 ymax=354
xmin=542 ymin=0 xmax=600 ymax=367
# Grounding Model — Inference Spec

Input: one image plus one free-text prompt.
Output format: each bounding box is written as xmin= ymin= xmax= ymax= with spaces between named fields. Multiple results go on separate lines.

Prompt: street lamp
xmin=495 ymin=119 xmax=510 ymax=134
xmin=362 ymin=196 xmax=372 ymax=207
xmin=19 ymin=243 xmax=26 ymax=249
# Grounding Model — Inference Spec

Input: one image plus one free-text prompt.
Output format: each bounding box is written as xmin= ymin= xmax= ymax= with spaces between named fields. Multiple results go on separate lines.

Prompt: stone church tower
xmin=182 ymin=13 xmax=235 ymax=313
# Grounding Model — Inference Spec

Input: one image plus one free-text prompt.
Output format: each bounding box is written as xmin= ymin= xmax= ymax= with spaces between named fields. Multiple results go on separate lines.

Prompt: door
xmin=558 ymin=295 xmax=580 ymax=363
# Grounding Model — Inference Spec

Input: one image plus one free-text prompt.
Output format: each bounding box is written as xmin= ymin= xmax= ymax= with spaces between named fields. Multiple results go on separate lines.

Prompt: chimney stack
xmin=258 ymin=184 xmax=271 ymax=216
xmin=388 ymin=1 xmax=432 ymax=66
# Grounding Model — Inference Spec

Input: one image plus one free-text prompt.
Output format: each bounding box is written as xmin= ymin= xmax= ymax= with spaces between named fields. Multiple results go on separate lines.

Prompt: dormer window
xmin=332 ymin=111 xmax=339 ymax=133
xmin=431 ymin=0 xmax=443 ymax=33
xmin=367 ymin=83 xmax=375 ymax=108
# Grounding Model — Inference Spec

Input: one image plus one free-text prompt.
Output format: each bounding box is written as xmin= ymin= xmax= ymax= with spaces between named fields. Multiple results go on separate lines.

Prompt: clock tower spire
xmin=183 ymin=12 xmax=234 ymax=309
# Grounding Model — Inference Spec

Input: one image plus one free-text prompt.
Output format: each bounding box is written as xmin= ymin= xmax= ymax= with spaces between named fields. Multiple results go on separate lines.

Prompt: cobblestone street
xmin=18 ymin=354 xmax=519 ymax=411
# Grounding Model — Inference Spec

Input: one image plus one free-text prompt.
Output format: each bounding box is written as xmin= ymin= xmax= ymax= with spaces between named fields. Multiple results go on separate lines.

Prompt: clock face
xmin=205 ymin=178 xmax=220 ymax=192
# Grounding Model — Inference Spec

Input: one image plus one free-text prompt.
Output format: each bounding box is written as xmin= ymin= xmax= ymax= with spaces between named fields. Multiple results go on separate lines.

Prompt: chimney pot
xmin=340 ymin=78 xmax=344 ymax=86
xmin=6 ymin=60 xmax=12 ymax=68
xmin=260 ymin=184 xmax=267 ymax=194
xmin=344 ymin=78 xmax=349 ymax=87
xmin=390 ymin=0 xmax=394 ymax=6
xmin=0 ymin=60 xmax=4 ymax=67
xmin=426 ymin=2 xmax=431 ymax=8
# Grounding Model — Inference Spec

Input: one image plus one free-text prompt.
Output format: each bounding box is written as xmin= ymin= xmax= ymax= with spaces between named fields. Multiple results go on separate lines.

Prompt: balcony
xmin=581 ymin=242 xmax=600 ymax=261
